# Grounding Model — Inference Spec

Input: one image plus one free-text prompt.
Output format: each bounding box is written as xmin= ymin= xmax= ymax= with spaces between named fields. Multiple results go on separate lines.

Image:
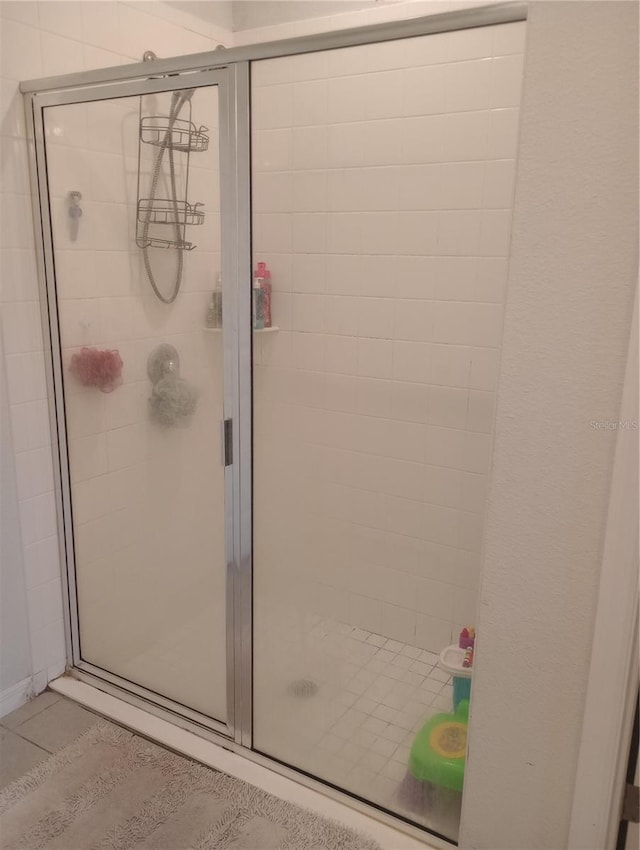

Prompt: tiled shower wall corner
xmin=252 ymin=21 xmax=525 ymax=652
xmin=0 ymin=0 xmax=230 ymax=705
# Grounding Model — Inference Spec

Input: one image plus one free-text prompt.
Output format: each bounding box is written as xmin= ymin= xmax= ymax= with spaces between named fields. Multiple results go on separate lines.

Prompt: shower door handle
xmin=222 ymin=418 xmax=233 ymax=466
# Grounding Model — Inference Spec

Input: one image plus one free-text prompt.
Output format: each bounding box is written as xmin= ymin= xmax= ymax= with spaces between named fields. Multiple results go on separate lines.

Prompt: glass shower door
xmin=40 ymin=73 xmax=234 ymax=729
xmin=250 ymin=22 xmax=523 ymax=842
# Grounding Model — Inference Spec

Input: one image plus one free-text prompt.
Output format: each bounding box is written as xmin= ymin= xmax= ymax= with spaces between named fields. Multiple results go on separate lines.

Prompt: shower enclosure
xmin=22 ymin=3 xmax=526 ymax=843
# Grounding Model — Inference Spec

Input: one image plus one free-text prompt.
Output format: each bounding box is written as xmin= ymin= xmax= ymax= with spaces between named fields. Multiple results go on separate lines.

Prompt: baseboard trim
xmin=0 ymin=676 xmax=34 ymax=718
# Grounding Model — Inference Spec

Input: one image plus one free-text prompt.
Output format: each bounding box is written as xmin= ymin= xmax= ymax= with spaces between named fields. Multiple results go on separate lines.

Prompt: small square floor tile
xmin=0 ymin=728 xmax=49 ymax=789
xmin=1 ymin=691 xmax=60 ymax=731
xmin=15 ymin=698 xmax=99 ymax=753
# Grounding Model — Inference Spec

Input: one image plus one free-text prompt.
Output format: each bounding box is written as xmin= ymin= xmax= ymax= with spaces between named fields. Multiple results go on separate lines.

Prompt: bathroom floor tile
xmin=1 ymin=690 xmax=61 ymax=731
xmin=0 ymin=728 xmax=49 ymax=789
xmin=14 ymin=698 xmax=99 ymax=753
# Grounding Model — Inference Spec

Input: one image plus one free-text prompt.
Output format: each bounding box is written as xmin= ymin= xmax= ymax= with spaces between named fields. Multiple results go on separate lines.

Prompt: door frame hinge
xmin=621 ymin=782 xmax=639 ymax=823
xmin=223 ymin=418 xmax=233 ymax=466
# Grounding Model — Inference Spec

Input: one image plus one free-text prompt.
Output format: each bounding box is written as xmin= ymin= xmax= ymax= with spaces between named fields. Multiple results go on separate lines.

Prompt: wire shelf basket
xmin=135 ymin=235 xmax=197 ymax=251
xmin=140 ymin=116 xmax=209 ymax=152
xmin=136 ymin=93 xmax=207 ymax=253
xmin=137 ymin=199 xmax=205 ymax=227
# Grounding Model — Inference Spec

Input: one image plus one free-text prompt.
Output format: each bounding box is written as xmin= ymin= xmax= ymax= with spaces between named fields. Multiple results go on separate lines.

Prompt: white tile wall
xmin=252 ymin=22 xmax=525 ymax=659
xmin=0 ymin=0 xmax=230 ymax=701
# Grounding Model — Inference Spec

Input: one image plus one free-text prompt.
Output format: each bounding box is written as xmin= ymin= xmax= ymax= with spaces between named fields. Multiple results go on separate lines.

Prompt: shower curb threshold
xmin=48 ymin=676 xmax=437 ymax=850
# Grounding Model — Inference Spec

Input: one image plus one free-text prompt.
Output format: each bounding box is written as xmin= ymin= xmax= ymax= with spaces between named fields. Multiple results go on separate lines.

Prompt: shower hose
xmin=141 ymin=89 xmax=193 ymax=304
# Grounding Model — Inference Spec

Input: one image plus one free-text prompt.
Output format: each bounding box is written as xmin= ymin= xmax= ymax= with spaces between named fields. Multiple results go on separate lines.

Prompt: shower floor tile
xmin=254 ymin=609 xmax=462 ymax=838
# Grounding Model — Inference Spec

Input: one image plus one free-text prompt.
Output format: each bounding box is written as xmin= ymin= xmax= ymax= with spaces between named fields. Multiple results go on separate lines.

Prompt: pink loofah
xmin=69 ymin=347 xmax=123 ymax=393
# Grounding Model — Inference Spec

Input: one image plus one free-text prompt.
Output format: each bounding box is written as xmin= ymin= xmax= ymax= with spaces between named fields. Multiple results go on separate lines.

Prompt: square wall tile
xmin=392 ymin=341 xmax=431 ymax=384
xmin=39 ymin=1 xmax=84 ymax=40
xmin=1 ymin=302 xmax=43 ymax=354
xmin=356 ymin=377 xmax=392 ymax=419
xmin=413 ymin=576 xmax=456 ymax=620
xmin=438 ymin=211 xmax=482 ymax=256
xmin=469 ymin=347 xmax=500 ymax=391
xmin=292 ymin=213 xmax=326 ymax=254
xmin=15 ymin=447 xmax=54 ymax=501
xmin=493 ymin=22 xmax=527 ymax=56
xmin=363 ymin=70 xmax=404 ymax=121
xmin=467 ymin=389 xmax=496 ymax=434
xmin=327 ymin=123 xmax=365 ymax=168
xmin=424 ymin=465 xmax=463 ymax=510
xmin=292 ymin=79 xmax=328 ymax=126
xmin=396 ymin=212 xmax=438 ymax=256
xmin=490 ymin=54 xmax=525 ymax=108
xmin=292 ymin=171 xmax=327 ymax=213
xmin=402 ymin=65 xmax=446 ymax=117
xmin=349 ymin=593 xmax=382 ymax=635
xmin=487 ymin=108 xmax=521 ymax=159
xmin=253 ymin=172 xmax=293 ymax=213
xmin=390 ymin=381 xmax=430 ymax=424
xmin=10 ymin=400 xmax=51 ymax=454
xmin=0 ymin=18 xmax=42 ymax=80
xmin=460 ymin=472 xmax=489 ymax=514
xmin=357 ymin=338 xmax=393 ymax=379
xmin=41 ymin=31 xmax=85 ymax=77
xmin=361 ymin=119 xmax=406 ymax=166
xmin=252 ymin=57 xmax=293 ymax=87
xmin=292 ymin=126 xmax=327 ymax=170
xmin=253 ymin=129 xmax=293 ymax=172
xmin=440 ymin=110 xmax=489 ymax=162
xmin=0 ymin=1 xmax=39 ymax=27
xmin=415 ymin=613 xmax=453 ymax=654
xmin=6 ymin=352 xmax=47 ymax=405
xmin=288 ymin=50 xmax=329 ymax=82
xmin=292 ymin=254 xmax=326 ymax=294
xmin=381 ymin=603 xmax=417 ymax=645
xmin=401 ymin=115 xmax=444 ymax=164
xmin=484 ymin=159 xmax=517 ymax=209
xmin=252 ymin=84 xmax=293 ymax=129
xmin=292 ymin=294 xmax=324 ymax=333
xmin=427 ymin=385 xmax=468 ymax=429
xmin=326 ymin=214 xmax=362 ymax=255
xmin=254 ymin=213 xmax=292 ymax=254
xmin=81 ymin=0 xmax=120 ymax=52
xmin=480 ymin=210 xmax=513 ymax=257
xmin=324 ymin=295 xmax=359 ymax=336
xmin=358 ymin=298 xmax=393 ymax=339
xmin=327 ymin=75 xmax=368 ymax=124
xmin=444 ymin=57 xmax=492 ymax=113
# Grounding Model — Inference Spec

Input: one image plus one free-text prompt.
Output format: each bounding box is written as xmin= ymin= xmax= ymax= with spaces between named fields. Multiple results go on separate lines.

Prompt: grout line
xmin=3 ymin=728 xmax=52 ymax=756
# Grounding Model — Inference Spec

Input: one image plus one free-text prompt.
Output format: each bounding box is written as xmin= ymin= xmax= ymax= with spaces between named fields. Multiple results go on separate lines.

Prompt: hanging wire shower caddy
xmin=135 ymin=95 xmax=210 ymax=252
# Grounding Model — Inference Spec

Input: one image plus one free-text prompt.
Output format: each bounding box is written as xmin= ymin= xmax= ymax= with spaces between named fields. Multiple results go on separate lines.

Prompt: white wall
xmin=0 ymin=0 xmax=231 ymax=706
xmin=232 ymin=1 xmax=382 ymax=31
xmin=459 ymin=2 xmax=638 ymax=849
xmin=233 ymin=0 xmax=488 ymax=44
xmin=0 ymin=323 xmax=33 ymax=714
xmin=251 ymin=21 xmax=525 ymax=652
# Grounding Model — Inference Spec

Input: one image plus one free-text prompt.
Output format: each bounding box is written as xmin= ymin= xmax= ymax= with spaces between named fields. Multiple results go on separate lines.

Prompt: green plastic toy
xmin=408 ymin=699 xmax=469 ymax=792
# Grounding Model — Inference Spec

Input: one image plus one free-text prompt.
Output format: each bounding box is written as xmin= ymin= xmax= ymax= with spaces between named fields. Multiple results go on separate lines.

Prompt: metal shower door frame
xmin=24 ymin=63 xmax=253 ymax=747
xmin=20 ymin=3 xmax=534 ymax=843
